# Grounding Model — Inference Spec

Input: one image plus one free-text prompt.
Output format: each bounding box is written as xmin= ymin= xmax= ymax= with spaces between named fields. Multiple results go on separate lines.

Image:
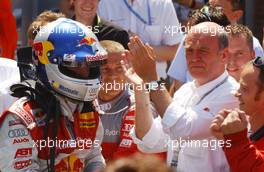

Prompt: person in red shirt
xmin=97 ymin=40 xmax=139 ymax=161
xmin=97 ymin=40 xmax=166 ymax=162
xmin=0 ymin=0 xmax=18 ymax=59
xmin=211 ymin=57 xmax=264 ymax=172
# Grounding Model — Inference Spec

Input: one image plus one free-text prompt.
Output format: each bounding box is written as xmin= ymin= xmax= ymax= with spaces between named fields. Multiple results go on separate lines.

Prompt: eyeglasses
xmin=253 ymin=56 xmax=264 ymax=70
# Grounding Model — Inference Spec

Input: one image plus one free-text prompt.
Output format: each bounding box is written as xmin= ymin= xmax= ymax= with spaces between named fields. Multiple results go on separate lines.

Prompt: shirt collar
xmin=250 ymin=124 xmax=264 ymax=141
xmin=191 ymin=71 xmax=229 ymax=97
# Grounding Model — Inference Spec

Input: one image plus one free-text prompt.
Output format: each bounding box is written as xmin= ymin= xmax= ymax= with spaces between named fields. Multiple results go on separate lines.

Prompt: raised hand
xmin=210 ymin=109 xmax=231 ymax=139
xmin=120 ymin=52 xmax=144 ymax=87
xmin=127 ymin=36 xmax=158 ymax=82
xmin=210 ymin=109 xmax=248 ymax=139
xmin=220 ymin=109 xmax=248 ymax=135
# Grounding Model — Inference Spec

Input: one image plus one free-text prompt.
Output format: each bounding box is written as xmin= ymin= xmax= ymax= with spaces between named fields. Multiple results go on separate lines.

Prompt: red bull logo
xmin=33 ymin=41 xmax=54 ymax=64
xmin=55 ymin=155 xmax=84 ymax=172
xmin=79 ymin=37 xmax=96 ymax=46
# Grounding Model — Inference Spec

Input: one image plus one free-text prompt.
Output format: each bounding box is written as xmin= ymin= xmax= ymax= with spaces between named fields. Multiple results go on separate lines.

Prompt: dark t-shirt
xmin=94 ymin=17 xmax=129 ymax=49
xmin=73 ymin=15 xmax=129 ymax=49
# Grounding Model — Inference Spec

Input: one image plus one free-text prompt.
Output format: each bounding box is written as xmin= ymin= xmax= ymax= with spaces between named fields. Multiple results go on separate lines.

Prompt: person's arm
xmin=149 ymin=86 xmax=172 ymax=118
xmin=169 ymin=80 xmax=184 ymax=96
xmin=223 ymin=130 xmax=264 ymax=172
xmin=212 ymin=109 xmax=264 ymax=172
xmin=120 ymin=43 xmax=169 ymax=152
xmin=211 ymin=109 xmax=264 ymax=172
xmin=120 ymin=56 xmax=154 ymax=139
xmin=130 ymin=117 xmax=169 ymax=153
xmin=127 ymin=37 xmax=173 ymax=117
xmin=134 ymin=86 xmax=155 ymax=139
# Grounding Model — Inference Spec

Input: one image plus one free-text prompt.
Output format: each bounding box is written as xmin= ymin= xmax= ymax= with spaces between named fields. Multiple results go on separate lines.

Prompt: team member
xmin=122 ymin=22 xmax=239 ymax=172
xmin=0 ymin=18 xmax=107 ymax=172
xmin=211 ymin=57 xmax=264 ymax=172
xmin=168 ymin=5 xmax=230 ymax=94
xmin=97 ymin=40 xmax=139 ymax=161
xmin=209 ymin=0 xmax=264 ymax=57
xmin=169 ymin=0 xmax=264 ymax=92
xmin=226 ymin=24 xmax=255 ymax=81
xmin=98 ymin=40 xmax=165 ymax=162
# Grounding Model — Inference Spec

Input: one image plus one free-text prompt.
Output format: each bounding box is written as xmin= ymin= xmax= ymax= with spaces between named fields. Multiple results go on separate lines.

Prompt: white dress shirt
xmin=131 ymin=71 xmax=239 ymax=172
xmin=98 ymin=0 xmax=183 ymax=79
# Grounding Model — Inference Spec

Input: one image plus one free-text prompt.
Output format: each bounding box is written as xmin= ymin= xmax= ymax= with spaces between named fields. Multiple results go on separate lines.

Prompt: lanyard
xmin=123 ymin=0 xmax=152 ymax=25
xmin=170 ymin=76 xmax=228 ymax=168
xmin=195 ymin=76 xmax=228 ymax=105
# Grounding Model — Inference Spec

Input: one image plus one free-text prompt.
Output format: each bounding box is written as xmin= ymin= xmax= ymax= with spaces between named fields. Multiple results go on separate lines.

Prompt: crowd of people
xmin=0 ymin=0 xmax=264 ymax=171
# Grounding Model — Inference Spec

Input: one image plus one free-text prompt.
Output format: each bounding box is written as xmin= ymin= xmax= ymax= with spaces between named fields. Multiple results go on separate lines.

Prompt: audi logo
xmin=88 ymin=88 xmax=98 ymax=93
xmin=8 ymin=128 xmax=29 ymax=138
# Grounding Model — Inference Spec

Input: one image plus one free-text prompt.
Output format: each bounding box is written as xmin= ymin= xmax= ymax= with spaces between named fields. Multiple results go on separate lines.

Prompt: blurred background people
xmin=0 ymin=0 xmax=18 ymax=59
xmin=73 ymin=0 xmax=129 ymax=49
xmin=209 ymin=0 xmax=264 ymax=57
xmin=57 ymin=0 xmax=74 ymax=18
xmin=169 ymin=1 xmax=264 ymax=95
xmin=172 ymin=0 xmax=206 ymax=26
xmin=102 ymin=154 xmax=172 ymax=172
xmin=27 ymin=11 xmax=65 ymax=46
xmin=98 ymin=0 xmax=183 ymax=80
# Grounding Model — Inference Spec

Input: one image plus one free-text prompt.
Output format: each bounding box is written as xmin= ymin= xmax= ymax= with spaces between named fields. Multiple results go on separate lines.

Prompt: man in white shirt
xmin=98 ymin=0 xmax=183 ymax=79
xmin=121 ymin=22 xmax=239 ymax=172
xmin=168 ymin=0 xmax=264 ymax=91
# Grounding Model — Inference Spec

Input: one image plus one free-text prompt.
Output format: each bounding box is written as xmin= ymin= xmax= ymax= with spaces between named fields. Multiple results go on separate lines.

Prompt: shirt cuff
xmin=162 ymin=102 xmax=185 ymax=134
xmin=130 ymin=120 xmax=164 ymax=148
